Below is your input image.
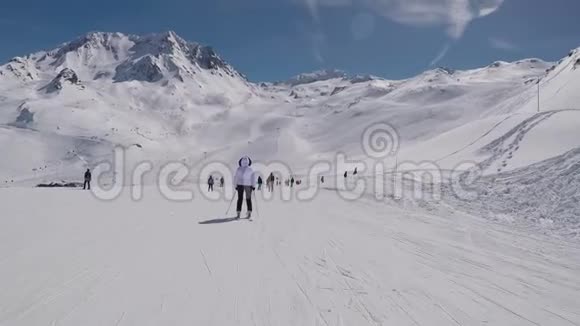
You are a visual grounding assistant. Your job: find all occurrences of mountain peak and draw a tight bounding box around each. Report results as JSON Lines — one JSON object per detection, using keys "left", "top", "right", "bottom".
{"left": 17, "top": 31, "right": 245, "bottom": 84}
{"left": 55, "top": 31, "right": 123, "bottom": 54}
{"left": 137, "top": 31, "right": 191, "bottom": 53}
{"left": 283, "top": 69, "right": 347, "bottom": 86}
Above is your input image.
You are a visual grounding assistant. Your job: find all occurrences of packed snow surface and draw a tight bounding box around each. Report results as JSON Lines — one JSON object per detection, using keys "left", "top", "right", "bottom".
{"left": 0, "top": 187, "right": 579, "bottom": 326}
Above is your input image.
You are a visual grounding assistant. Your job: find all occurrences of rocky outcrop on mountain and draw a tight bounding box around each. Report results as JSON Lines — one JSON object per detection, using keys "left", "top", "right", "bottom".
{"left": 42, "top": 68, "right": 82, "bottom": 93}
{"left": 114, "top": 55, "right": 164, "bottom": 83}
{"left": 348, "top": 75, "right": 376, "bottom": 83}
{"left": 0, "top": 57, "right": 38, "bottom": 81}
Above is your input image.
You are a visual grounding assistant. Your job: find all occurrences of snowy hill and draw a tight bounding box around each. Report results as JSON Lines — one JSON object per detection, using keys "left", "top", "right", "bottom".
{"left": 0, "top": 31, "right": 579, "bottom": 236}
{"left": 1, "top": 32, "right": 580, "bottom": 326}
{"left": 0, "top": 31, "right": 255, "bottom": 184}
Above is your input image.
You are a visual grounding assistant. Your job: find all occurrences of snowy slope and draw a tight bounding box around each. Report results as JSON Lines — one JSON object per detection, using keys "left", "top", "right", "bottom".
{"left": 1, "top": 32, "right": 580, "bottom": 235}
{"left": 0, "top": 187, "right": 579, "bottom": 326}
{"left": 444, "top": 146, "right": 580, "bottom": 237}
{"left": 0, "top": 31, "right": 568, "bottom": 178}
{"left": 2, "top": 32, "right": 580, "bottom": 326}
{"left": 521, "top": 49, "right": 580, "bottom": 113}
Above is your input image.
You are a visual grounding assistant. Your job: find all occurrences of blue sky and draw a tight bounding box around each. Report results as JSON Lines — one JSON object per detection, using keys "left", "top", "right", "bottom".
{"left": 0, "top": 0, "right": 578, "bottom": 81}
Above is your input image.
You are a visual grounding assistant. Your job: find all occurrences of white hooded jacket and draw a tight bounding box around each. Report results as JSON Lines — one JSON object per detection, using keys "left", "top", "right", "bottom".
{"left": 234, "top": 156, "right": 256, "bottom": 187}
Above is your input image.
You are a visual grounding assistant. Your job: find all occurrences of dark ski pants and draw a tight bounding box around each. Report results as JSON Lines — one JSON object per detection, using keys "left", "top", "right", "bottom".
{"left": 208, "top": 184, "right": 214, "bottom": 192}
{"left": 83, "top": 180, "right": 91, "bottom": 190}
{"left": 236, "top": 186, "right": 253, "bottom": 212}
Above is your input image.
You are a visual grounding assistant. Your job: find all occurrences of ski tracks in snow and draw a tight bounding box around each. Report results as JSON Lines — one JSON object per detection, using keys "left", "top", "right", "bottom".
{"left": 1, "top": 188, "right": 580, "bottom": 325}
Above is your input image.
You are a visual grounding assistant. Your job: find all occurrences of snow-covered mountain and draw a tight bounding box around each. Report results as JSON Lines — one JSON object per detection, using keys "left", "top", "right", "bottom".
{"left": 0, "top": 31, "right": 254, "bottom": 136}
{"left": 279, "top": 69, "right": 348, "bottom": 86}
{"left": 0, "top": 31, "right": 245, "bottom": 83}
{"left": 1, "top": 31, "right": 579, "bottom": 236}
{"left": 0, "top": 31, "right": 256, "bottom": 182}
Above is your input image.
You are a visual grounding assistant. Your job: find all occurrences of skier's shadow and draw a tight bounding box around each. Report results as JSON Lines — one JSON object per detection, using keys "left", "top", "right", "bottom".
{"left": 198, "top": 217, "right": 240, "bottom": 225}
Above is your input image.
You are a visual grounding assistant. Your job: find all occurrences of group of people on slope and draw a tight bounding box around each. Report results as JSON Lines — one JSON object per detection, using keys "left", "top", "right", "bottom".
{"left": 264, "top": 174, "right": 303, "bottom": 191}
{"left": 225, "top": 156, "right": 306, "bottom": 219}
{"left": 81, "top": 162, "right": 359, "bottom": 195}
{"left": 206, "top": 175, "right": 225, "bottom": 192}
{"left": 343, "top": 167, "right": 358, "bottom": 179}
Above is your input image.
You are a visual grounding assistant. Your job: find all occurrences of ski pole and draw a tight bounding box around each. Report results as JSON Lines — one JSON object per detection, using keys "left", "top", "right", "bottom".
{"left": 252, "top": 189, "right": 260, "bottom": 219}
{"left": 225, "top": 195, "right": 235, "bottom": 216}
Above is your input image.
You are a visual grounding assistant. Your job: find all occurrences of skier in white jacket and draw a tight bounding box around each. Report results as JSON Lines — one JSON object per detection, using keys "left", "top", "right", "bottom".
{"left": 234, "top": 156, "right": 257, "bottom": 219}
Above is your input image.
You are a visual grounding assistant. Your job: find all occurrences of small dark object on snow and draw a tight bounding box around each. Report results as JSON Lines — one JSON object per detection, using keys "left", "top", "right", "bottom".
{"left": 36, "top": 182, "right": 82, "bottom": 188}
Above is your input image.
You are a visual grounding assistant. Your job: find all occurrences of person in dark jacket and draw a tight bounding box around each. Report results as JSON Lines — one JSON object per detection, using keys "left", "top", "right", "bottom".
{"left": 290, "top": 177, "right": 295, "bottom": 187}
{"left": 267, "top": 173, "right": 275, "bottom": 192}
{"left": 220, "top": 176, "right": 225, "bottom": 188}
{"left": 83, "top": 169, "right": 92, "bottom": 190}
{"left": 257, "top": 176, "right": 263, "bottom": 190}
{"left": 208, "top": 175, "right": 214, "bottom": 192}
{"left": 344, "top": 171, "right": 348, "bottom": 179}
{"left": 353, "top": 167, "right": 358, "bottom": 175}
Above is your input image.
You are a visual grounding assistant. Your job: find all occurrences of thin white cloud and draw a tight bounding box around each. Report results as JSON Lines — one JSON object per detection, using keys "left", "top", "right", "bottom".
{"left": 313, "top": 47, "right": 325, "bottom": 63}
{"left": 300, "top": 0, "right": 506, "bottom": 39}
{"left": 297, "top": 0, "right": 352, "bottom": 22}
{"left": 311, "top": 30, "right": 327, "bottom": 63}
{"left": 296, "top": 21, "right": 328, "bottom": 63}
{"left": 294, "top": 0, "right": 350, "bottom": 63}
{"left": 304, "top": 0, "right": 320, "bottom": 23}
{"left": 489, "top": 37, "right": 518, "bottom": 51}
{"left": 430, "top": 43, "right": 451, "bottom": 66}
{"left": 478, "top": 0, "right": 506, "bottom": 16}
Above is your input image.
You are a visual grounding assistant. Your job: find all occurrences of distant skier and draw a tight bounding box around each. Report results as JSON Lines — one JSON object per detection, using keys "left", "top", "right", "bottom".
{"left": 290, "top": 177, "right": 295, "bottom": 187}
{"left": 267, "top": 173, "right": 275, "bottom": 192}
{"left": 321, "top": 176, "right": 325, "bottom": 184}
{"left": 257, "top": 176, "right": 263, "bottom": 190}
{"left": 208, "top": 175, "right": 214, "bottom": 192}
{"left": 83, "top": 169, "right": 91, "bottom": 190}
{"left": 220, "top": 176, "right": 224, "bottom": 188}
{"left": 234, "top": 156, "right": 256, "bottom": 219}
{"left": 344, "top": 171, "right": 348, "bottom": 179}
{"left": 353, "top": 167, "right": 358, "bottom": 176}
